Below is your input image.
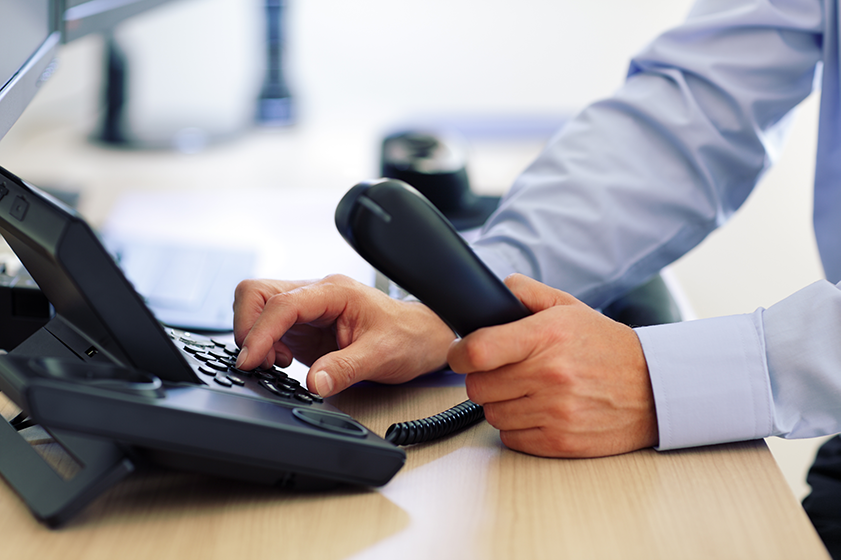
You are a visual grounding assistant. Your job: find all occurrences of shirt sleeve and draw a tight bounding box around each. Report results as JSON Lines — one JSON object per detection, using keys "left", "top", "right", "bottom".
{"left": 638, "top": 280, "right": 841, "bottom": 450}
{"left": 472, "top": 0, "right": 823, "bottom": 309}
{"left": 469, "top": 0, "right": 828, "bottom": 449}
{"left": 636, "top": 311, "right": 774, "bottom": 450}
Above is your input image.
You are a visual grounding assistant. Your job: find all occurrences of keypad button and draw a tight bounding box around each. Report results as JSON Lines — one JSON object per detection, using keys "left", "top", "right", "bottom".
{"left": 226, "top": 374, "right": 245, "bottom": 386}
{"left": 277, "top": 379, "right": 300, "bottom": 391}
{"left": 206, "top": 360, "right": 229, "bottom": 372}
{"left": 218, "top": 356, "right": 237, "bottom": 367}
{"left": 213, "top": 375, "right": 233, "bottom": 387}
{"left": 259, "top": 379, "right": 293, "bottom": 398}
{"left": 195, "top": 352, "right": 214, "bottom": 362}
{"left": 198, "top": 365, "right": 218, "bottom": 376}
{"left": 180, "top": 336, "right": 214, "bottom": 348}
{"left": 293, "top": 391, "right": 313, "bottom": 404}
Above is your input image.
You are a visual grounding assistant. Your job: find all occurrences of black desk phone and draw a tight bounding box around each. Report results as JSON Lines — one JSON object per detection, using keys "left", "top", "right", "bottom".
{"left": 0, "top": 167, "right": 521, "bottom": 527}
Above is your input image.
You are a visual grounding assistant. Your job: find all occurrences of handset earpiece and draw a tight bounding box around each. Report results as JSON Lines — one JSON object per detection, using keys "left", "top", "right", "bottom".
{"left": 335, "top": 178, "right": 529, "bottom": 337}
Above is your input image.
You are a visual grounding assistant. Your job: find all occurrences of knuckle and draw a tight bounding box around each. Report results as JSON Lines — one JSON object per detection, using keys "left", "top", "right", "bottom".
{"left": 544, "top": 432, "right": 580, "bottom": 456}
{"left": 318, "top": 274, "right": 369, "bottom": 308}
{"left": 498, "top": 430, "right": 531, "bottom": 454}
{"left": 234, "top": 278, "right": 258, "bottom": 300}
{"left": 264, "top": 290, "right": 294, "bottom": 310}
{"left": 482, "top": 403, "right": 503, "bottom": 427}
{"left": 461, "top": 338, "right": 492, "bottom": 370}
{"left": 463, "top": 373, "right": 483, "bottom": 402}
{"left": 544, "top": 363, "right": 576, "bottom": 388}
{"left": 541, "top": 324, "right": 569, "bottom": 348}
{"left": 322, "top": 273, "right": 353, "bottom": 288}
{"left": 326, "top": 353, "right": 361, "bottom": 388}
{"left": 551, "top": 398, "right": 581, "bottom": 425}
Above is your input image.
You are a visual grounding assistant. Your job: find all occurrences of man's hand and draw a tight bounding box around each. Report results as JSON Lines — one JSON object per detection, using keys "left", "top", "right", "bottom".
{"left": 447, "top": 274, "right": 659, "bottom": 458}
{"left": 233, "top": 274, "right": 455, "bottom": 397}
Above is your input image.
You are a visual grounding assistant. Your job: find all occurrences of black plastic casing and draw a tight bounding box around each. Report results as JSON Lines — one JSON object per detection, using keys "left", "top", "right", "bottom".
{"left": 0, "top": 166, "right": 197, "bottom": 381}
{"left": 0, "top": 355, "right": 405, "bottom": 489}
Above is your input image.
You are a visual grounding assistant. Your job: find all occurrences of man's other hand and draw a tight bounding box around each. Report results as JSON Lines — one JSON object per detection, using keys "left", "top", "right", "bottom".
{"left": 448, "top": 274, "right": 659, "bottom": 458}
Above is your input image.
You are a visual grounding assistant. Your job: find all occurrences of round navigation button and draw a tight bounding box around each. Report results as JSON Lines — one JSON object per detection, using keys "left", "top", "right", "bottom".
{"left": 292, "top": 408, "right": 368, "bottom": 438}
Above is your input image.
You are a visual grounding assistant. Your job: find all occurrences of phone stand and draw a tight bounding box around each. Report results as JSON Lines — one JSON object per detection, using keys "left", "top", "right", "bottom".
{"left": 0, "top": 416, "right": 134, "bottom": 527}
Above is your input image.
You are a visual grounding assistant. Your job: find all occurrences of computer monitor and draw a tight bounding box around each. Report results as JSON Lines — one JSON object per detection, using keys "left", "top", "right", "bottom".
{"left": 0, "top": 0, "right": 61, "bottom": 143}
{"left": 0, "top": 0, "right": 183, "bottom": 145}
{"left": 62, "top": 0, "right": 181, "bottom": 43}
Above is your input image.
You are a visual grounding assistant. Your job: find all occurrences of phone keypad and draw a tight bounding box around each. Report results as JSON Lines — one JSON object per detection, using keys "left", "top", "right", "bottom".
{"left": 167, "top": 329, "right": 323, "bottom": 405}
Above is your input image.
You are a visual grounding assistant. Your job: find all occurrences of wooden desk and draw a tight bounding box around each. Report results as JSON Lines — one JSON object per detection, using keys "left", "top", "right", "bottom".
{"left": 0, "top": 372, "right": 830, "bottom": 560}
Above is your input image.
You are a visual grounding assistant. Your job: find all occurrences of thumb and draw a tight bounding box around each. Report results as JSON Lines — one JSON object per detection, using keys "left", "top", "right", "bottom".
{"left": 504, "top": 273, "right": 579, "bottom": 313}
{"left": 305, "top": 345, "right": 369, "bottom": 398}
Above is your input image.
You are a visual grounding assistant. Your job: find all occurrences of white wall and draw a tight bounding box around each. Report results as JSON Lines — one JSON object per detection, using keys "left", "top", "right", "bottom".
{"left": 5, "top": 0, "right": 699, "bottom": 135}
{"left": 285, "top": 0, "right": 693, "bottom": 123}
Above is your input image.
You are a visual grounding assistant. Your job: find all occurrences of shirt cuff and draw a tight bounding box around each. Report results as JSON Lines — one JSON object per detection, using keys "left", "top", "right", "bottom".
{"left": 635, "top": 311, "right": 774, "bottom": 450}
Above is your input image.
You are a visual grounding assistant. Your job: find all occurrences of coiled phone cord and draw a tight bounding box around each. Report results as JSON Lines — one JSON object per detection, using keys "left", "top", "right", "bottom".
{"left": 384, "top": 399, "right": 485, "bottom": 446}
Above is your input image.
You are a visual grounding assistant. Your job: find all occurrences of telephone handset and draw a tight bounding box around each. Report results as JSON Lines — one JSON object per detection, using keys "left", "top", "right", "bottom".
{"left": 334, "top": 178, "right": 531, "bottom": 444}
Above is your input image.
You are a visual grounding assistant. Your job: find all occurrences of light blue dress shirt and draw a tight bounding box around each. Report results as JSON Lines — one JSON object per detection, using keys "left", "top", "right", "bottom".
{"left": 470, "top": 0, "right": 841, "bottom": 450}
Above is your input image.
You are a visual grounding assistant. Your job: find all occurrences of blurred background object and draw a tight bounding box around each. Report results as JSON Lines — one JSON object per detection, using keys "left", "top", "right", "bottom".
{"left": 91, "top": 0, "right": 294, "bottom": 150}
{"left": 380, "top": 129, "right": 498, "bottom": 232}
{"left": 257, "top": 0, "right": 293, "bottom": 126}
{"left": 88, "top": 0, "right": 268, "bottom": 151}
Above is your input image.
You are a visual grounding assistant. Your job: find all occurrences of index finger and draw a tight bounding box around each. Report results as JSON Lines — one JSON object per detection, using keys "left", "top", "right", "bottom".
{"left": 233, "top": 279, "right": 308, "bottom": 346}
{"left": 235, "top": 279, "right": 354, "bottom": 371}
{"left": 447, "top": 317, "right": 539, "bottom": 374}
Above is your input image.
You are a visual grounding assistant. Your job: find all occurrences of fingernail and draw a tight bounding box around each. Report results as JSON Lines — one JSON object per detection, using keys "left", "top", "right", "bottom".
{"left": 314, "top": 370, "right": 334, "bottom": 397}
{"left": 235, "top": 346, "right": 249, "bottom": 369}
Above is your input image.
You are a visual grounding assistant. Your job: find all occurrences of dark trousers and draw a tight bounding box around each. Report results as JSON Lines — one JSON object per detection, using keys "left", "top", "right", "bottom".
{"left": 804, "top": 435, "right": 841, "bottom": 558}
